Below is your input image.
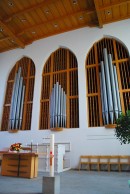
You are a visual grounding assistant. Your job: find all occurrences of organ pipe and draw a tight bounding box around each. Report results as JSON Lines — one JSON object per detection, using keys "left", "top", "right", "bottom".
{"left": 50, "top": 82, "right": 66, "bottom": 128}
{"left": 103, "top": 48, "right": 114, "bottom": 123}
{"left": 15, "top": 77, "right": 23, "bottom": 129}
{"left": 108, "top": 54, "right": 118, "bottom": 119}
{"left": 99, "top": 48, "right": 122, "bottom": 125}
{"left": 113, "top": 66, "right": 122, "bottom": 114}
{"left": 8, "top": 67, "right": 25, "bottom": 130}
{"left": 100, "top": 61, "right": 109, "bottom": 124}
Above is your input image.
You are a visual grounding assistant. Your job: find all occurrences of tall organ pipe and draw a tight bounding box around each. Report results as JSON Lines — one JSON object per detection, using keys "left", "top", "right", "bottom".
{"left": 9, "top": 67, "right": 21, "bottom": 129}
{"left": 50, "top": 89, "right": 54, "bottom": 128}
{"left": 100, "top": 73, "right": 106, "bottom": 124}
{"left": 15, "top": 77, "right": 23, "bottom": 129}
{"left": 19, "top": 85, "right": 25, "bottom": 129}
{"left": 60, "top": 88, "right": 63, "bottom": 127}
{"left": 8, "top": 67, "right": 25, "bottom": 130}
{"left": 58, "top": 84, "right": 61, "bottom": 127}
{"left": 103, "top": 48, "right": 114, "bottom": 123}
{"left": 108, "top": 54, "right": 119, "bottom": 119}
{"left": 63, "top": 91, "right": 66, "bottom": 127}
{"left": 113, "top": 66, "right": 122, "bottom": 114}
{"left": 100, "top": 61, "right": 109, "bottom": 124}
{"left": 9, "top": 72, "right": 18, "bottom": 129}
{"left": 99, "top": 48, "right": 122, "bottom": 125}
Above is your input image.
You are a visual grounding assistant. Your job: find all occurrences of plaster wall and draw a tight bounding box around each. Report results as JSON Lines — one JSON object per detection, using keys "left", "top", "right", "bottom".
{"left": 0, "top": 19, "right": 130, "bottom": 169}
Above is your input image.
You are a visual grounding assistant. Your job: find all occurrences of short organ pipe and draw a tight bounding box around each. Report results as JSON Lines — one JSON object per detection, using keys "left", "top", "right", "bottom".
{"left": 50, "top": 82, "right": 66, "bottom": 128}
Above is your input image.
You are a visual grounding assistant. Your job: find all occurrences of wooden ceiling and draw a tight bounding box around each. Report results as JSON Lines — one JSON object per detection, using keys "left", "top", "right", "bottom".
{"left": 0, "top": 0, "right": 130, "bottom": 53}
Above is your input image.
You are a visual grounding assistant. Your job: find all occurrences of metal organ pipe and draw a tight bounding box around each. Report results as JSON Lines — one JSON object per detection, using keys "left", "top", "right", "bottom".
{"left": 113, "top": 66, "right": 122, "bottom": 114}
{"left": 108, "top": 54, "right": 119, "bottom": 119}
{"left": 50, "top": 82, "right": 66, "bottom": 128}
{"left": 103, "top": 48, "right": 114, "bottom": 123}
{"left": 100, "top": 61, "right": 109, "bottom": 124}
{"left": 8, "top": 67, "right": 25, "bottom": 130}
{"left": 99, "top": 48, "right": 122, "bottom": 125}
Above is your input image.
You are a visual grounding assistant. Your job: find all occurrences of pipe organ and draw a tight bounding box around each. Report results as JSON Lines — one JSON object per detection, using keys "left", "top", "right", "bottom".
{"left": 50, "top": 82, "right": 66, "bottom": 128}
{"left": 8, "top": 67, "right": 25, "bottom": 130}
{"left": 99, "top": 48, "right": 121, "bottom": 125}
{"left": 40, "top": 48, "right": 79, "bottom": 130}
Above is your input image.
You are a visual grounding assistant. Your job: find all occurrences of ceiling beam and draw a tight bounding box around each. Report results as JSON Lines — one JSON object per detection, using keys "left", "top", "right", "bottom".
{"left": 0, "top": 20, "right": 25, "bottom": 48}
{"left": 3, "top": 0, "right": 58, "bottom": 23}
{"left": 16, "top": 9, "right": 95, "bottom": 36}
{"left": 94, "top": 0, "right": 103, "bottom": 28}
{"left": 99, "top": 0, "right": 130, "bottom": 11}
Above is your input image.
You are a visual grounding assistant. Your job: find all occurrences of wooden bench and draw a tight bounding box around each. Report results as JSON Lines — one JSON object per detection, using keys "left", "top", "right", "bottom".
{"left": 79, "top": 155, "right": 130, "bottom": 172}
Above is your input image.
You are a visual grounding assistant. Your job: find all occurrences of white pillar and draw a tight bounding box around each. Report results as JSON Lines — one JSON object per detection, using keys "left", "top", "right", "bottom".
{"left": 50, "top": 134, "right": 54, "bottom": 177}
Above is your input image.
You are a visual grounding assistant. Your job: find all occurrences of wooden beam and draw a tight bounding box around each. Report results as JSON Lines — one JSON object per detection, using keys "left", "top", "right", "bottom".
{"left": 17, "top": 9, "right": 95, "bottom": 36}
{"left": 0, "top": 20, "right": 25, "bottom": 48}
{"left": 99, "top": 0, "right": 130, "bottom": 11}
{"left": 3, "top": 0, "right": 58, "bottom": 23}
{"left": 94, "top": 0, "right": 103, "bottom": 28}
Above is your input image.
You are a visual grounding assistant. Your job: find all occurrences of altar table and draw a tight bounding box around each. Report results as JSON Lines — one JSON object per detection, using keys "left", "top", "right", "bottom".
{"left": 1, "top": 152, "right": 38, "bottom": 178}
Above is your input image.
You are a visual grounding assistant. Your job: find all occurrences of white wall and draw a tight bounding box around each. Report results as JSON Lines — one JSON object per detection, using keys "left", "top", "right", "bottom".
{"left": 0, "top": 19, "right": 130, "bottom": 169}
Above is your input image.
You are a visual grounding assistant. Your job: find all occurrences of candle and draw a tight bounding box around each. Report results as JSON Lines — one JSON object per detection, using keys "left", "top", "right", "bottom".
{"left": 50, "top": 134, "right": 54, "bottom": 177}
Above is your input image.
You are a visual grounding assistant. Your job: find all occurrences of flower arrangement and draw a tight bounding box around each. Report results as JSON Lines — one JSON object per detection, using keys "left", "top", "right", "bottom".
{"left": 10, "top": 143, "right": 22, "bottom": 152}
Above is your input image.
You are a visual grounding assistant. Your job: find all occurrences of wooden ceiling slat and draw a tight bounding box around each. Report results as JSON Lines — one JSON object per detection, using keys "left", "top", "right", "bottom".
{"left": 3, "top": 0, "right": 58, "bottom": 23}
{"left": 112, "top": 6, "right": 120, "bottom": 20}
{"left": 26, "top": 22, "right": 96, "bottom": 46}
{"left": 119, "top": 4, "right": 128, "bottom": 17}
{"left": 55, "top": 0, "right": 68, "bottom": 16}
{"left": 0, "top": 20, "right": 24, "bottom": 48}
{"left": 99, "top": 0, "right": 130, "bottom": 11}
{"left": 128, "top": 3, "right": 130, "bottom": 13}
{"left": 103, "top": 13, "right": 130, "bottom": 24}
{"left": 0, "top": 36, "right": 9, "bottom": 42}
{"left": 16, "top": 9, "right": 94, "bottom": 37}
{"left": 48, "top": 2, "right": 61, "bottom": 18}
{"left": 0, "top": 0, "right": 130, "bottom": 53}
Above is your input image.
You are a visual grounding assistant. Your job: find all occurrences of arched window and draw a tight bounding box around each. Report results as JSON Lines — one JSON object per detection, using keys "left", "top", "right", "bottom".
{"left": 40, "top": 48, "right": 79, "bottom": 130}
{"left": 1, "top": 57, "right": 35, "bottom": 131}
{"left": 86, "top": 37, "right": 130, "bottom": 127}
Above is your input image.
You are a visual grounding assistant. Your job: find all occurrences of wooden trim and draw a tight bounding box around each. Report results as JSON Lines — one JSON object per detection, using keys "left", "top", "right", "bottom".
{"left": 113, "top": 40, "right": 125, "bottom": 113}
{"left": 66, "top": 50, "right": 70, "bottom": 128}
{"left": 8, "top": 129, "right": 19, "bottom": 133}
{"left": 94, "top": 44, "right": 103, "bottom": 126}
{"left": 48, "top": 53, "right": 54, "bottom": 129}
{"left": 105, "top": 124, "right": 116, "bottom": 128}
{"left": 22, "top": 60, "right": 31, "bottom": 130}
